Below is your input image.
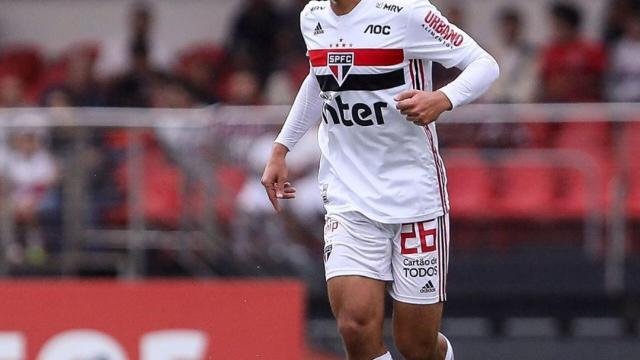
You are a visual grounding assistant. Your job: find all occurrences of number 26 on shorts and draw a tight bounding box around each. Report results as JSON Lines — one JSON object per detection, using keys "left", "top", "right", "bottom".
{"left": 400, "top": 221, "right": 437, "bottom": 256}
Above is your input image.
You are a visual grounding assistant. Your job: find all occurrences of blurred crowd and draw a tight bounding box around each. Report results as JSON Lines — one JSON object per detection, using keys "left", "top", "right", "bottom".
{"left": 0, "top": 0, "right": 637, "bottom": 272}
{"left": 1, "top": 0, "right": 640, "bottom": 110}
{"left": 0, "top": 0, "right": 310, "bottom": 110}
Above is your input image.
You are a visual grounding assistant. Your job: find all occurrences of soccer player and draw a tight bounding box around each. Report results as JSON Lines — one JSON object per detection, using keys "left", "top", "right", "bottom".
{"left": 262, "top": 0, "right": 499, "bottom": 359}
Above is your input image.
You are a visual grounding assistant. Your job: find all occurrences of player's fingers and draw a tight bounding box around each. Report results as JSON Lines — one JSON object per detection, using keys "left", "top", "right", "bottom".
{"left": 394, "top": 90, "right": 420, "bottom": 102}
{"left": 275, "top": 177, "right": 288, "bottom": 199}
{"left": 265, "top": 185, "right": 281, "bottom": 212}
{"left": 281, "top": 182, "right": 296, "bottom": 199}
{"left": 396, "top": 99, "right": 416, "bottom": 111}
{"left": 413, "top": 114, "right": 437, "bottom": 125}
{"left": 402, "top": 107, "right": 420, "bottom": 116}
{"left": 400, "top": 108, "right": 419, "bottom": 116}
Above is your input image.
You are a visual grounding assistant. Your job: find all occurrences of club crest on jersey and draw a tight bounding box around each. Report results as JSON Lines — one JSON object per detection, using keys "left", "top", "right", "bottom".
{"left": 327, "top": 52, "right": 354, "bottom": 86}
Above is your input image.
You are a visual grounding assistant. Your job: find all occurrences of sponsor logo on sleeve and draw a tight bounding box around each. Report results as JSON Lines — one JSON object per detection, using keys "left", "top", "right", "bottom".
{"left": 376, "top": 2, "right": 404, "bottom": 13}
{"left": 422, "top": 11, "right": 465, "bottom": 48}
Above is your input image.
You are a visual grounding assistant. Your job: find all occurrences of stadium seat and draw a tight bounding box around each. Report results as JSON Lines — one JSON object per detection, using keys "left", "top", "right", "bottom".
{"left": 176, "top": 43, "right": 225, "bottom": 75}
{"left": 446, "top": 154, "right": 493, "bottom": 218}
{"left": 26, "top": 42, "right": 100, "bottom": 102}
{"left": 616, "top": 122, "right": 640, "bottom": 218}
{"left": 554, "top": 150, "right": 612, "bottom": 218}
{"left": 25, "top": 63, "right": 68, "bottom": 103}
{"left": 104, "top": 130, "right": 158, "bottom": 151}
{"left": 555, "top": 121, "right": 611, "bottom": 150}
{"left": 143, "top": 155, "right": 184, "bottom": 227}
{"left": 187, "top": 165, "right": 247, "bottom": 224}
{"left": 523, "top": 121, "right": 556, "bottom": 148}
{"left": 113, "top": 146, "right": 184, "bottom": 228}
{"left": 0, "top": 44, "right": 44, "bottom": 85}
{"left": 554, "top": 166, "right": 588, "bottom": 218}
{"left": 623, "top": 121, "right": 640, "bottom": 161}
{"left": 494, "top": 161, "right": 555, "bottom": 218}
{"left": 628, "top": 158, "right": 640, "bottom": 218}
{"left": 550, "top": 120, "right": 613, "bottom": 217}
{"left": 622, "top": 121, "right": 640, "bottom": 277}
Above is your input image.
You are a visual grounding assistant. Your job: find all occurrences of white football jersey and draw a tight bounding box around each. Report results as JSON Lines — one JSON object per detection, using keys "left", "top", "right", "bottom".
{"left": 300, "top": 0, "right": 486, "bottom": 223}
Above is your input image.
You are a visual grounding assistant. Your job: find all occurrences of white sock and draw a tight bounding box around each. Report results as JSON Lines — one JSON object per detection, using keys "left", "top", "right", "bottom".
{"left": 441, "top": 334, "right": 454, "bottom": 360}
{"left": 372, "top": 352, "right": 392, "bottom": 360}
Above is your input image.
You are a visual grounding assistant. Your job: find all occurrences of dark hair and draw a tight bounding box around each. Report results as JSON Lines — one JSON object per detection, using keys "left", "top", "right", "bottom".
{"left": 499, "top": 7, "right": 521, "bottom": 24}
{"left": 132, "top": 2, "right": 152, "bottom": 17}
{"left": 551, "top": 3, "right": 582, "bottom": 29}
{"left": 130, "top": 40, "right": 149, "bottom": 58}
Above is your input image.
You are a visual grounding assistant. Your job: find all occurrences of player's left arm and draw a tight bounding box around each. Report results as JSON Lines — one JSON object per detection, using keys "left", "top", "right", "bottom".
{"left": 396, "top": 1, "right": 500, "bottom": 125}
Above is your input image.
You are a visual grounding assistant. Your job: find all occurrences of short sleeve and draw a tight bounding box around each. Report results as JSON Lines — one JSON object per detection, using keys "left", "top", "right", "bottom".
{"left": 404, "top": 0, "right": 483, "bottom": 69}
{"left": 299, "top": 3, "right": 316, "bottom": 58}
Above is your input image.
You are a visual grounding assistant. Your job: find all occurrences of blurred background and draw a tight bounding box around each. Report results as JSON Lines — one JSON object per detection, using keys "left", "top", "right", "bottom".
{"left": 0, "top": 0, "right": 638, "bottom": 359}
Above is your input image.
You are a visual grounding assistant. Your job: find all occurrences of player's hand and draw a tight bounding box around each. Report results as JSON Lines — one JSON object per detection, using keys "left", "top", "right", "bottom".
{"left": 394, "top": 90, "right": 453, "bottom": 126}
{"left": 261, "top": 143, "right": 297, "bottom": 213}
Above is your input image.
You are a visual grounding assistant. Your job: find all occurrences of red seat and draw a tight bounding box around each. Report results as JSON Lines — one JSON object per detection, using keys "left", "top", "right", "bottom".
{"left": 523, "top": 118, "right": 555, "bottom": 148}
{"left": 627, "top": 123, "right": 640, "bottom": 217}
{"left": 552, "top": 120, "right": 613, "bottom": 216}
{"left": 112, "top": 147, "right": 184, "bottom": 228}
{"left": 26, "top": 42, "right": 100, "bottom": 102}
{"left": 623, "top": 122, "right": 640, "bottom": 156}
{"left": 445, "top": 154, "right": 493, "bottom": 218}
{"left": 554, "top": 149, "right": 612, "bottom": 218}
{"left": 629, "top": 166, "right": 640, "bottom": 218}
{"left": 0, "top": 45, "right": 43, "bottom": 85}
{"left": 176, "top": 43, "right": 225, "bottom": 75}
{"left": 617, "top": 122, "right": 640, "bottom": 218}
{"left": 494, "top": 161, "right": 555, "bottom": 218}
{"left": 187, "top": 165, "right": 246, "bottom": 224}
{"left": 143, "top": 160, "right": 184, "bottom": 227}
{"left": 25, "top": 63, "right": 67, "bottom": 103}
{"left": 555, "top": 121, "right": 611, "bottom": 150}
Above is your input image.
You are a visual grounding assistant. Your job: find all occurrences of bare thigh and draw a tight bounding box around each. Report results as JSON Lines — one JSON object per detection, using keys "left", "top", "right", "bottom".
{"left": 328, "top": 276, "right": 387, "bottom": 360}
{"left": 393, "top": 300, "right": 444, "bottom": 359}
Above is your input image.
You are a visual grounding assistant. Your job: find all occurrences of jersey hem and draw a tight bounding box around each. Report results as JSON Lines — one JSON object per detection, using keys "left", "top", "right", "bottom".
{"left": 325, "top": 269, "right": 393, "bottom": 282}
{"left": 388, "top": 290, "right": 445, "bottom": 305}
{"left": 326, "top": 206, "right": 448, "bottom": 225}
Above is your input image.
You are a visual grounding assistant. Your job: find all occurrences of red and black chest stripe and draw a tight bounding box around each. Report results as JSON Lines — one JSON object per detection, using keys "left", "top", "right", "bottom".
{"left": 309, "top": 49, "right": 405, "bottom": 91}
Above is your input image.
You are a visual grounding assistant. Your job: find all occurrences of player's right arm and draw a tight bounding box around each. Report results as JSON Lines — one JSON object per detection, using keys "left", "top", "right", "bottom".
{"left": 397, "top": 0, "right": 499, "bottom": 124}
{"left": 261, "top": 72, "right": 324, "bottom": 212}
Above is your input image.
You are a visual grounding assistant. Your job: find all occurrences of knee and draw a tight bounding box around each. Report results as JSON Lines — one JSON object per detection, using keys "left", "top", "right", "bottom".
{"left": 336, "top": 315, "right": 378, "bottom": 344}
{"left": 395, "top": 335, "right": 438, "bottom": 360}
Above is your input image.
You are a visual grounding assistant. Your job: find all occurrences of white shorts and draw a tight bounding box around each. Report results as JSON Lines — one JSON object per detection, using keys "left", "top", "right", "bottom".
{"left": 323, "top": 211, "right": 450, "bottom": 305}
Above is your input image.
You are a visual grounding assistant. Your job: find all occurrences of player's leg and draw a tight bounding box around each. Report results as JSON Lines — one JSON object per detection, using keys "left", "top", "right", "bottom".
{"left": 392, "top": 301, "right": 452, "bottom": 360}
{"left": 388, "top": 215, "right": 453, "bottom": 360}
{"left": 322, "top": 212, "right": 395, "bottom": 360}
{"left": 327, "top": 276, "right": 388, "bottom": 360}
